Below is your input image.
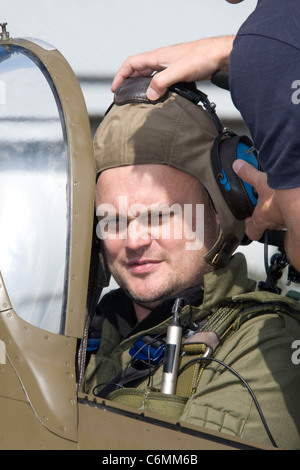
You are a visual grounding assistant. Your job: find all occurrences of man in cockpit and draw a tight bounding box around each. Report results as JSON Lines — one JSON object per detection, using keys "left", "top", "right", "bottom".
{"left": 84, "top": 77, "right": 300, "bottom": 450}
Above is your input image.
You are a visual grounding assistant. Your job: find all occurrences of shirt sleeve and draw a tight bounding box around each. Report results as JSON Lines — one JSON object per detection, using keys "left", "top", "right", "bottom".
{"left": 229, "top": 34, "right": 300, "bottom": 190}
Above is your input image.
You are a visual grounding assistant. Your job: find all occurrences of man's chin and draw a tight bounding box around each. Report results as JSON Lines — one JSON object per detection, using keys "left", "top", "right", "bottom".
{"left": 122, "top": 286, "right": 175, "bottom": 310}
{"left": 132, "top": 297, "right": 163, "bottom": 311}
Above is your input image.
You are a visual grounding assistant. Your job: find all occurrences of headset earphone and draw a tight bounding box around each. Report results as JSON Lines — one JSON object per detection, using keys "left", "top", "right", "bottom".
{"left": 169, "top": 81, "right": 258, "bottom": 221}
{"left": 212, "top": 132, "right": 258, "bottom": 220}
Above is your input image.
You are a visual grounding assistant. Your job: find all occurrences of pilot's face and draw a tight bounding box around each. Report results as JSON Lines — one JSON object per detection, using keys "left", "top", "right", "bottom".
{"left": 96, "top": 164, "right": 219, "bottom": 321}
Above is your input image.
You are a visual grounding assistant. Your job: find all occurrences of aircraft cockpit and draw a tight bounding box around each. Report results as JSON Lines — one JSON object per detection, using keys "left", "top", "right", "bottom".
{"left": 0, "top": 23, "right": 299, "bottom": 450}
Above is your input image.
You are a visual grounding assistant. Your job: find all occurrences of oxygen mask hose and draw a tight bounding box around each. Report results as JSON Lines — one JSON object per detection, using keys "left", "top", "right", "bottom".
{"left": 160, "top": 298, "right": 183, "bottom": 395}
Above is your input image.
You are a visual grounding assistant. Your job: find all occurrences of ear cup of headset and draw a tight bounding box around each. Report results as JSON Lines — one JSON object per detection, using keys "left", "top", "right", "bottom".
{"left": 211, "top": 133, "right": 258, "bottom": 220}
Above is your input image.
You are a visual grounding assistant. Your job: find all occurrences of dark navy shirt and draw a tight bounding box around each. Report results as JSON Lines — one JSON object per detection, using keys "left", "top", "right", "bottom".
{"left": 229, "top": 0, "right": 300, "bottom": 189}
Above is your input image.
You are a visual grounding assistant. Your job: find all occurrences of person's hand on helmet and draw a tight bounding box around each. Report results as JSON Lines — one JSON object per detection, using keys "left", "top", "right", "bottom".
{"left": 111, "top": 37, "right": 235, "bottom": 101}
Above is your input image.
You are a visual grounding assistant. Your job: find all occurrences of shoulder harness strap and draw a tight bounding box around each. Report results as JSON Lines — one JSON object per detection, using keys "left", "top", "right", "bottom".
{"left": 175, "top": 297, "right": 300, "bottom": 398}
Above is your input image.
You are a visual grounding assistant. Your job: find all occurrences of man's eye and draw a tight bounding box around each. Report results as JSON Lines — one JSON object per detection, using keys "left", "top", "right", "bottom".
{"left": 115, "top": 217, "right": 127, "bottom": 230}
{"left": 151, "top": 213, "right": 172, "bottom": 225}
{"left": 102, "top": 217, "right": 127, "bottom": 232}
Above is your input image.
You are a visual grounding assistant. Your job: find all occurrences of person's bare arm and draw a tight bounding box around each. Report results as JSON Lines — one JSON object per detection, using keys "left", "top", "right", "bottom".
{"left": 112, "top": 36, "right": 235, "bottom": 100}
{"left": 233, "top": 159, "right": 300, "bottom": 271}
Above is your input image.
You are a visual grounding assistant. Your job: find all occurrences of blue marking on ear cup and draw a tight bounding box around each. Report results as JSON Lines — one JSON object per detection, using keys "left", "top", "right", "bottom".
{"left": 236, "top": 142, "right": 258, "bottom": 207}
{"left": 219, "top": 169, "right": 231, "bottom": 190}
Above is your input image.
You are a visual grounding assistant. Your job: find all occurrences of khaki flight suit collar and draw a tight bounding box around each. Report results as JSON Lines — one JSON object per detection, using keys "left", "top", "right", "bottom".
{"left": 202, "top": 252, "right": 256, "bottom": 311}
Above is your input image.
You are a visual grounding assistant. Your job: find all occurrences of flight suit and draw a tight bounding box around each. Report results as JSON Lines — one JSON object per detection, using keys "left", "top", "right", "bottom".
{"left": 84, "top": 253, "right": 300, "bottom": 449}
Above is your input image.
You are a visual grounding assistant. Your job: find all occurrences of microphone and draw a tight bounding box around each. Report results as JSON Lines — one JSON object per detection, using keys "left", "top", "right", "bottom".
{"left": 160, "top": 298, "right": 183, "bottom": 395}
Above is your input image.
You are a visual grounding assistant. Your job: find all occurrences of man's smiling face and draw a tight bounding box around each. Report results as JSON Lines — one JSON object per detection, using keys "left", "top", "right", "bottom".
{"left": 96, "top": 164, "right": 219, "bottom": 317}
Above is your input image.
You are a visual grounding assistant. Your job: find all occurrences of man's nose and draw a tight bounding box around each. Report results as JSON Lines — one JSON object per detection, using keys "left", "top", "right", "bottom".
{"left": 124, "top": 220, "right": 152, "bottom": 250}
